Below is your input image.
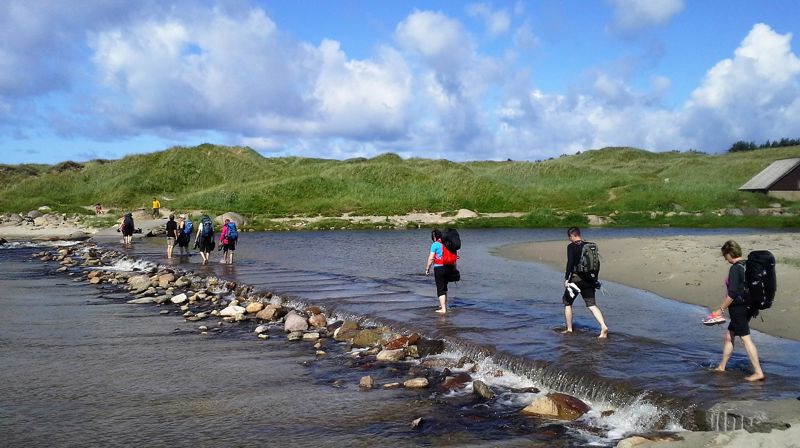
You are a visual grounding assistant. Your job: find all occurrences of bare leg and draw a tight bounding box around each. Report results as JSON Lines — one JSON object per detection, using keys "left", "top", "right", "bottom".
{"left": 228, "top": 251, "right": 234, "bottom": 264}
{"left": 588, "top": 305, "right": 609, "bottom": 338}
{"left": 740, "top": 335, "right": 765, "bottom": 381}
{"left": 561, "top": 305, "right": 573, "bottom": 333}
{"left": 715, "top": 330, "right": 734, "bottom": 371}
{"left": 435, "top": 294, "right": 447, "bottom": 313}
{"left": 167, "top": 244, "right": 173, "bottom": 258}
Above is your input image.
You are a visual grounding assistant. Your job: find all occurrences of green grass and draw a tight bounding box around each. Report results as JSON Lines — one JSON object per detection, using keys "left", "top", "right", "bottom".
{"left": 1, "top": 144, "right": 799, "bottom": 229}
{"left": 779, "top": 257, "right": 800, "bottom": 268}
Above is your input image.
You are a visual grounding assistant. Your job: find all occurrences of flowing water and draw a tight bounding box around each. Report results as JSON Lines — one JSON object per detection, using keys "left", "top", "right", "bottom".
{"left": 2, "top": 228, "right": 798, "bottom": 446}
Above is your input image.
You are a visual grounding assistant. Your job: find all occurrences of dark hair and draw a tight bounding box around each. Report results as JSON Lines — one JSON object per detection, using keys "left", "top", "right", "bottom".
{"left": 567, "top": 226, "right": 581, "bottom": 237}
{"left": 431, "top": 229, "right": 442, "bottom": 241}
{"left": 721, "top": 240, "right": 742, "bottom": 258}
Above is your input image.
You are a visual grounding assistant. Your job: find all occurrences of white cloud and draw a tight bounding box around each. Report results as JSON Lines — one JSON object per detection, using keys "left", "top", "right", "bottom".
{"left": 607, "top": 0, "right": 684, "bottom": 37}
{"left": 466, "top": 3, "right": 511, "bottom": 37}
{"left": 681, "top": 23, "right": 800, "bottom": 149}
{"left": 89, "top": 7, "right": 413, "bottom": 143}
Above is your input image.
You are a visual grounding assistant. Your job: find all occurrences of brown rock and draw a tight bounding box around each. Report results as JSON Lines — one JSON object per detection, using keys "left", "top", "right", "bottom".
{"left": 403, "top": 378, "right": 429, "bottom": 388}
{"left": 384, "top": 335, "right": 409, "bottom": 350}
{"left": 472, "top": 380, "right": 494, "bottom": 400}
{"left": 359, "top": 376, "right": 374, "bottom": 389}
{"left": 407, "top": 333, "right": 421, "bottom": 345}
{"left": 245, "top": 302, "right": 264, "bottom": 314}
{"left": 521, "top": 393, "right": 590, "bottom": 421}
{"left": 256, "top": 305, "right": 286, "bottom": 321}
{"left": 158, "top": 273, "right": 175, "bottom": 288}
{"left": 305, "top": 306, "right": 322, "bottom": 315}
{"left": 89, "top": 277, "right": 101, "bottom": 284}
{"left": 439, "top": 372, "right": 472, "bottom": 391}
{"left": 309, "top": 313, "right": 327, "bottom": 329}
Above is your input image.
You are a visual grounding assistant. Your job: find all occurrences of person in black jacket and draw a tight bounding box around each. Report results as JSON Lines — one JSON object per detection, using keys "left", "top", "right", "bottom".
{"left": 561, "top": 227, "right": 609, "bottom": 338}
{"left": 710, "top": 240, "right": 765, "bottom": 381}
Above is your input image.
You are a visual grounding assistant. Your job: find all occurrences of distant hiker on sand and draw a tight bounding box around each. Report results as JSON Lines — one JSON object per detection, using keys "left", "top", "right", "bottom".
{"left": 707, "top": 240, "right": 765, "bottom": 381}
{"left": 561, "top": 227, "right": 609, "bottom": 338}
{"left": 151, "top": 197, "right": 161, "bottom": 218}
{"left": 95, "top": 203, "right": 103, "bottom": 215}
{"left": 165, "top": 214, "right": 177, "bottom": 259}
{"left": 194, "top": 215, "right": 214, "bottom": 265}
{"left": 119, "top": 212, "right": 134, "bottom": 247}
{"left": 424, "top": 228, "right": 460, "bottom": 314}
{"left": 219, "top": 218, "right": 238, "bottom": 265}
{"left": 177, "top": 214, "right": 192, "bottom": 256}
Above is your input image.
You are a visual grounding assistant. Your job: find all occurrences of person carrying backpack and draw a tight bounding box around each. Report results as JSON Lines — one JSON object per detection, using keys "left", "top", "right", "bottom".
{"left": 177, "top": 214, "right": 192, "bottom": 256}
{"left": 219, "top": 218, "right": 238, "bottom": 264}
{"left": 194, "top": 215, "right": 215, "bottom": 265}
{"left": 424, "top": 228, "right": 459, "bottom": 314}
{"left": 706, "top": 240, "right": 765, "bottom": 381}
{"left": 165, "top": 214, "right": 178, "bottom": 259}
{"left": 561, "top": 227, "right": 609, "bottom": 338}
{"left": 119, "top": 212, "right": 134, "bottom": 247}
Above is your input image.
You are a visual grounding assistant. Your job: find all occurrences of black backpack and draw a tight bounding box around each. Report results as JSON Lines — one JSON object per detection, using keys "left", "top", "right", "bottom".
{"left": 123, "top": 215, "right": 134, "bottom": 228}
{"left": 574, "top": 241, "right": 601, "bottom": 275}
{"left": 744, "top": 250, "right": 777, "bottom": 311}
{"left": 442, "top": 228, "right": 461, "bottom": 253}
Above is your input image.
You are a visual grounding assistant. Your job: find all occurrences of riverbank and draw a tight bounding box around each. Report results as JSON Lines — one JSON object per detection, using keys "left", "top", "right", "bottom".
{"left": 496, "top": 233, "right": 800, "bottom": 341}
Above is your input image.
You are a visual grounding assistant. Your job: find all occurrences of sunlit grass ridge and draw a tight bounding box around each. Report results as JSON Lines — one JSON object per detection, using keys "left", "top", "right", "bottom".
{"left": 1, "top": 144, "right": 798, "bottom": 228}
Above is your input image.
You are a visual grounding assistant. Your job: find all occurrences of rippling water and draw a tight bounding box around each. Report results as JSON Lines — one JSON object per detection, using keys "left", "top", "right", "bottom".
{"left": 3, "top": 228, "right": 799, "bottom": 446}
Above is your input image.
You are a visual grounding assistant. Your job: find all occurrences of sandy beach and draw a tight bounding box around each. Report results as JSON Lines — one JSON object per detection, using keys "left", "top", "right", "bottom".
{"left": 498, "top": 233, "right": 800, "bottom": 341}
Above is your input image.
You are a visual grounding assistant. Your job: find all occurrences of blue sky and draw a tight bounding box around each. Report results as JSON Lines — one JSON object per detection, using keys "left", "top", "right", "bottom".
{"left": 1, "top": 0, "right": 799, "bottom": 164}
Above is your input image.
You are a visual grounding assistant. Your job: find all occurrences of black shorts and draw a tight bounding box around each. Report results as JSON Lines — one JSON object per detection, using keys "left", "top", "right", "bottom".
{"left": 198, "top": 236, "right": 214, "bottom": 252}
{"left": 121, "top": 226, "right": 133, "bottom": 237}
{"left": 728, "top": 304, "right": 752, "bottom": 337}
{"left": 562, "top": 276, "right": 597, "bottom": 307}
{"left": 433, "top": 266, "right": 452, "bottom": 297}
{"left": 223, "top": 240, "right": 236, "bottom": 251}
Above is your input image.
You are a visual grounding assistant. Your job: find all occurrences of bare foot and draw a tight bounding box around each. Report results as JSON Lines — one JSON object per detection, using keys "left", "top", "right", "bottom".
{"left": 598, "top": 328, "right": 609, "bottom": 339}
{"left": 560, "top": 329, "right": 573, "bottom": 334}
{"left": 713, "top": 367, "right": 726, "bottom": 372}
{"left": 745, "top": 373, "right": 765, "bottom": 382}
{"left": 435, "top": 309, "right": 447, "bottom": 314}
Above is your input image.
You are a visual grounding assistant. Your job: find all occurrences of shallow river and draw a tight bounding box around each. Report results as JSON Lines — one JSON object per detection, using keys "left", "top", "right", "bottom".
{"left": 1, "top": 228, "right": 798, "bottom": 446}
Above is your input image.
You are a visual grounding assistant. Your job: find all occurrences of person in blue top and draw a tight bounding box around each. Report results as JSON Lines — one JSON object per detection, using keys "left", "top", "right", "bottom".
{"left": 424, "top": 229, "right": 449, "bottom": 314}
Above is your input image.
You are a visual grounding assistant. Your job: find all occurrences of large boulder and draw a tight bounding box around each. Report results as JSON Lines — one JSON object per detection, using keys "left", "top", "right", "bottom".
{"left": 158, "top": 273, "right": 175, "bottom": 288}
{"left": 333, "top": 321, "right": 361, "bottom": 342}
{"left": 521, "top": 393, "right": 590, "bottom": 421}
{"left": 352, "top": 328, "right": 391, "bottom": 348}
{"left": 416, "top": 338, "right": 446, "bottom": 357}
{"left": 283, "top": 311, "right": 309, "bottom": 332}
{"left": 215, "top": 212, "right": 246, "bottom": 227}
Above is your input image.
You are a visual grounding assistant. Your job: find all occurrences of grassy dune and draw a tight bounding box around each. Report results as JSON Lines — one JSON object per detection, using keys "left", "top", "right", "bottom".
{"left": 1, "top": 144, "right": 799, "bottom": 228}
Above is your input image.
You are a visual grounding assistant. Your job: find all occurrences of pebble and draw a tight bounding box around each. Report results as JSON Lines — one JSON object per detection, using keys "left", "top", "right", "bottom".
{"left": 258, "top": 334, "right": 269, "bottom": 340}
{"left": 160, "top": 310, "right": 170, "bottom": 315}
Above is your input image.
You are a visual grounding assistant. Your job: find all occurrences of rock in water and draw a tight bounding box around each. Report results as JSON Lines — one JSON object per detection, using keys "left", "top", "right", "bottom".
{"left": 472, "top": 380, "right": 494, "bottom": 400}
{"left": 283, "top": 311, "right": 309, "bottom": 332}
{"left": 219, "top": 305, "right": 246, "bottom": 317}
{"left": 359, "top": 376, "right": 374, "bottom": 389}
{"left": 521, "top": 393, "right": 590, "bottom": 421}
{"left": 403, "top": 378, "right": 429, "bottom": 388}
{"left": 170, "top": 293, "right": 188, "bottom": 304}
{"left": 376, "top": 348, "right": 405, "bottom": 362}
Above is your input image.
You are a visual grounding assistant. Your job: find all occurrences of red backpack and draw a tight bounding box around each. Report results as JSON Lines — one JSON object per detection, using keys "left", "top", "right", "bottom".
{"left": 441, "top": 244, "right": 458, "bottom": 265}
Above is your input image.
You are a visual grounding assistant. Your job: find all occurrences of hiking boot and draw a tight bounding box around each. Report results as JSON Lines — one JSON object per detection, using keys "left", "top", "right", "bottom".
{"left": 702, "top": 311, "right": 726, "bottom": 325}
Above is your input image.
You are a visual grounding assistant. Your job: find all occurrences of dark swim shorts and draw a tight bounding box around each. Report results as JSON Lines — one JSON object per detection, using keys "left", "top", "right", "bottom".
{"left": 562, "top": 276, "right": 597, "bottom": 307}
{"left": 727, "top": 304, "right": 752, "bottom": 337}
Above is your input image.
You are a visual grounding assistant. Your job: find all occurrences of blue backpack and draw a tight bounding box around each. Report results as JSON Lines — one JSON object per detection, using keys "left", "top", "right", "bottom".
{"left": 226, "top": 222, "right": 238, "bottom": 240}
{"left": 183, "top": 219, "right": 193, "bottom": 235}
{"left": 200, "top": 216, "right": 213, "bottom": 237}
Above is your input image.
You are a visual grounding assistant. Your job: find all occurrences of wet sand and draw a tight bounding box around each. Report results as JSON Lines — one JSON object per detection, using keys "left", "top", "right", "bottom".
{"left": 498, "top": 233, "right": 800, "bottom": 341}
